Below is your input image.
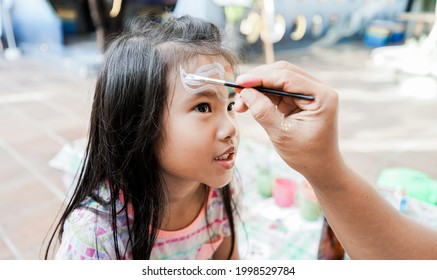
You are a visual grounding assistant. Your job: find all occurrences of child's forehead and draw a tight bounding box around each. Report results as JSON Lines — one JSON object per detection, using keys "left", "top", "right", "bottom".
{"left": 176, "top": 56, "right": 235, "bottom": 101}
{"left": 182, "top": 57, "right": 234, "bottom": 78}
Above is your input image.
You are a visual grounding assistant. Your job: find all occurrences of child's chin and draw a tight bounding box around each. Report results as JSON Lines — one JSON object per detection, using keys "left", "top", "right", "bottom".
{"left": 208, "top": 178, "right": 232, "bottom": 189}
{"left": 205, "top": 171, "right": 234, "bottom": 188}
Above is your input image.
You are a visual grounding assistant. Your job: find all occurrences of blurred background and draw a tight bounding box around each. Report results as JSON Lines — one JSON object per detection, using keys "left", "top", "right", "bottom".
{"left": 1, "top": 0, "right": 437, "bottom": 260}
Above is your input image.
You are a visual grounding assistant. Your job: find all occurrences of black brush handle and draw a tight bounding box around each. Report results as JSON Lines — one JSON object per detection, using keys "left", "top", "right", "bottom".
{"left": 224, "top": 82, "right": 314, "bottom": 101}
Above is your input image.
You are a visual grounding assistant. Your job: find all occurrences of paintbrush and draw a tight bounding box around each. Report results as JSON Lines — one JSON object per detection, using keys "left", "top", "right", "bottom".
{"left": 185, "top": 74, "right": 315, "bottom": 101}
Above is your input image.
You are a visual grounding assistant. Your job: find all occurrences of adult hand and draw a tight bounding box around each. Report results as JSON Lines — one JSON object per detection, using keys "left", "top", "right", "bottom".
{"left": 234, "top": 61, "right": 342, "bottom": 178}
{"left": 235, "top": 61, "right": 437, "bottom": 261}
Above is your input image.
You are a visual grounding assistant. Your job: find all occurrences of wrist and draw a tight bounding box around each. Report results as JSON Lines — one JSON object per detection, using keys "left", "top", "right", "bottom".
{"left": 299, "top": 151, "right": 349, "bottom": 189}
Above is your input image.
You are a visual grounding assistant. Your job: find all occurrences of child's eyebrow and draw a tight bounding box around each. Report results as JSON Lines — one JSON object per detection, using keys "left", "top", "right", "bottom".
{"left": 187, "top": 90, "right": 235, "bottom": 102}
{"left": 188, "top": 91, "right": 217, "bottom": 100}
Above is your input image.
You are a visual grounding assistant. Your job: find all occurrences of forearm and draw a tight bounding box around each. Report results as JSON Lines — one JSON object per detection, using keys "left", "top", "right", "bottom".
{"left": 307, "top": 162, "right": 437, "bottom": 259}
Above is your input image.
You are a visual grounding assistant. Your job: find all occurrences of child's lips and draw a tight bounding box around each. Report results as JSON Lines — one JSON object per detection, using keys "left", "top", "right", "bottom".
{"left": 214, "top": 148, "right": 236, "bottom": 169}
{"left": 214, "top": 147, "right": 235, "bottom": 160}
{"left": 214, "top": 153, "right": 232, "bottom": 160}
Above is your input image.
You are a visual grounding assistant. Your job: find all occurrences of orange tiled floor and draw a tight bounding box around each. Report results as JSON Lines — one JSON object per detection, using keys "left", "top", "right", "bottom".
{"left": 2, "top": 41, "right": 437, "bottom": 259}
{"left": 0, "top": 57, "right": 94, "bottom": 259}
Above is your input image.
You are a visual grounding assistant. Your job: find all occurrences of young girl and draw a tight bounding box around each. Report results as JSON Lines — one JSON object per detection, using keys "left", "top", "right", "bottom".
{"left": 45, "top": 14, "right": 241, "bottom": 260}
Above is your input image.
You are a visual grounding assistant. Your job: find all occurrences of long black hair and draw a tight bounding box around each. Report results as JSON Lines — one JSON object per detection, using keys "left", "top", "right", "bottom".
{"left": 45, "top": 14, "right": 240, "bottom": 260}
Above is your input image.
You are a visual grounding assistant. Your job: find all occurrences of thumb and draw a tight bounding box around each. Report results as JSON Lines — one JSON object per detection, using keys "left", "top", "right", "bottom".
{"left": 240, "top": 88, "right": 282, "bottom": 130}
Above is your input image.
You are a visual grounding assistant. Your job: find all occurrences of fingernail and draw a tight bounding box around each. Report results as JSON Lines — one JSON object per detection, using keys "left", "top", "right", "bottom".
{"left": 234, "top": 96, "right": 244, "bottom": 110}
{"left": 236, "top": 74, "right": 255, "bottom": 86}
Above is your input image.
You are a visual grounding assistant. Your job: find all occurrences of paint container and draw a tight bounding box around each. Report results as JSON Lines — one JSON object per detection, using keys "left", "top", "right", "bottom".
{"left": 272, "top": 178, "right": 297, "bottom": 207}
{"left": 257, "top": 168, "right": 274, "bottom": 198}
{"left": 299, "top": 180, "right": 321, "bottom": 221}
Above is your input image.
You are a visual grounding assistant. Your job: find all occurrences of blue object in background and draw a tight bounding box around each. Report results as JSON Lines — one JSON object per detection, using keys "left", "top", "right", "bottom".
{"left": 364, "top": 20, "right": 406, "bottom": 47}
{"left": 61, "top": 16, "right": 77, "bottom": 36}
{"left": 10, "top": 0, "right": 63, "bottom": 48}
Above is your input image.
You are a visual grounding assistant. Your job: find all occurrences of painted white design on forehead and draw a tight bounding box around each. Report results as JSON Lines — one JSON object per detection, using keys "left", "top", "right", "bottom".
{"left": 179, "top": 63, "right": 226, "bottom": 96}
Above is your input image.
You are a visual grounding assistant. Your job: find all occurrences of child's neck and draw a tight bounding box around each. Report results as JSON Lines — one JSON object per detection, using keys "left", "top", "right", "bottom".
{"left": 161, "top": 183, "right": 208, "bottom": 232}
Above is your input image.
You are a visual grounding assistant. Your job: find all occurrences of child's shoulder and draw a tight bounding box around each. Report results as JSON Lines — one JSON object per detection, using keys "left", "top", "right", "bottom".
{"left": 57, "top": 183, "right": 131, "bottom": 259}
{"left": 67, "top": 183, "right": 126, "bottom": 227}
{"left": 67, "top": 185, "right": 111, "bottom": 225}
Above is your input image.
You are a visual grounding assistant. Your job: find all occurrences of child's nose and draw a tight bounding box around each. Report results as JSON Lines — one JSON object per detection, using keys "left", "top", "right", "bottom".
{"left": 218, "top": 114, "right": 238, "bottom": 141}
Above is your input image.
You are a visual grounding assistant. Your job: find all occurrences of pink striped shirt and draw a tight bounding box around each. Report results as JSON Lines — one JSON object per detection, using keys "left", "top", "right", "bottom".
{"left": 55, "top": 182, "right": 239, "bottom": 260}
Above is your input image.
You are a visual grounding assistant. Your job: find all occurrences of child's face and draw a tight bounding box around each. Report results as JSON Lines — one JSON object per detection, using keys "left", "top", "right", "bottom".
{"left": 158, "top": 56, "right": 240, "bottom": 188}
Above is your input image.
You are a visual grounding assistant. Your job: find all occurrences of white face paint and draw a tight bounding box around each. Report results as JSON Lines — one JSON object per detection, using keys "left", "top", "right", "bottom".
{"left": 179, "top": 63, "right": 226, "bottom": 97}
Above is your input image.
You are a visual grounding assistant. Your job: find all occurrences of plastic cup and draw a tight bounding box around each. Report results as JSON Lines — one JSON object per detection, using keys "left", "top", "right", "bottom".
{"left": 299, "top": 180, "right": 321, "bottom": 221}
{"left": 257, "top": 169, "right": 274, "bottom": 198}
{"left": 272, "top": 178, "right": 297, "bottom": 207}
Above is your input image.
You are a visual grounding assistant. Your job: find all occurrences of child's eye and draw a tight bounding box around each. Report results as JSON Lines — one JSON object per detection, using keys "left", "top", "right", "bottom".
{"left": 227, "top": 101, "right": 235, "bottom": 111}
{"left": 194, "top": 103, "right": 211, "bottom": 113}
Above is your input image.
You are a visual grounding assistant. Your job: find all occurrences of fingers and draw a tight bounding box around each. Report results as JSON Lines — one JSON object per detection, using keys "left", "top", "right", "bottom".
{"left": 235, "top": 87, "right": 303, "bottom": 122}
{"left": 238, "top": 88, "right": 283, "bottom": 130}
{"left": 234, "top": 95, "right": 249, "bottom": 113}
{"left": 276, "top": 96, "right": 299, "bottom": 115}
{"left": 237, "top": 70, "right": 315, "bottom": 98}
{"left": 236, "top": 61, "right": 322, "bottom": 100}
{"left": 269, "top": 60, "right": 322, "bottom": 83}
{"left": 234, "top": 61, "right": 341, "bottom": 177}
{"left": 236, "top": 61, "right": 334, "bottom": 114}
{"left": 234, "top": 60, "right": 338, "bottom": 129}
